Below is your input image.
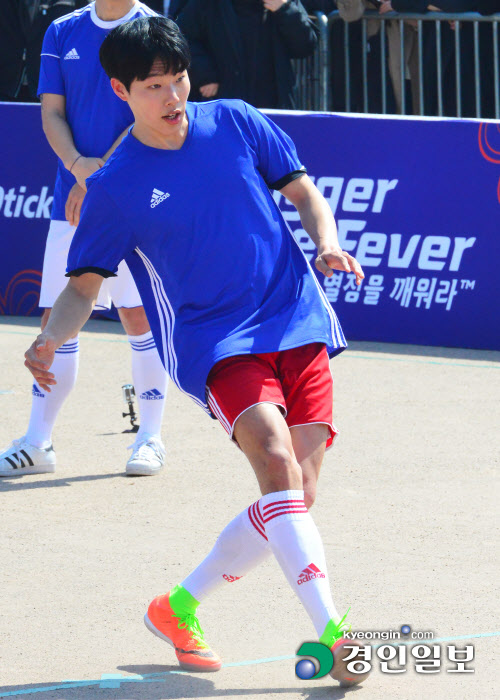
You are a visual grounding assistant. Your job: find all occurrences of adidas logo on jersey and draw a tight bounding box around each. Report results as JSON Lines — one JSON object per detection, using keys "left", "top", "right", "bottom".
{"left": 32, "top": 383, "right": 45, "bottom": 398}
{"left": 297, "top": 563, "right": 326, "bottom": 585}
{"left": 64, "top": 48, "right": 80, "bottom": 60}
{"left": 150, "top": 188, "right": 170, "bottom": 208}
{"left": 139, "top": 388, "right": 164, "bottom": 401}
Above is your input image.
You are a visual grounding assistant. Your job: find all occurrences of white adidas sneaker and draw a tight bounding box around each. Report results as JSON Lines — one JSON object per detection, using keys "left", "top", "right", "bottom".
{"left": 126, "top": 435, "right": 165, "bottom": 476}
{"left": 0, "top": 438, "right": 56, "bottom": 477}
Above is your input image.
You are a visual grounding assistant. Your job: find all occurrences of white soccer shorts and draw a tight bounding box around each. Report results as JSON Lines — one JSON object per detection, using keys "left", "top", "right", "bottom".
{"left": 39, "top": 220, "right": 142, "bottom": 310}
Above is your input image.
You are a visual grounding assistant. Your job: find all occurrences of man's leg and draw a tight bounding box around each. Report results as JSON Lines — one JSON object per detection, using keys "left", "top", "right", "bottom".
{"left": 145, "top": 407, "right": 344, "bottom": 671}
{"left": 0, "top": 307, "right": 78, "bottom": 476}
{"left": 110, "top": 260, "right": 168, "bottom": 476}
{"left": 0, "top": 220, "right": 80, "bottom": 476}
{"left": 233, "top": 405, "right": 343, "bottom": 640}
{"left": 167, "top": 422, "right": 327, "bottom": 604}
{"left": 25, "top": 308, "right": 80, "bottom": 449}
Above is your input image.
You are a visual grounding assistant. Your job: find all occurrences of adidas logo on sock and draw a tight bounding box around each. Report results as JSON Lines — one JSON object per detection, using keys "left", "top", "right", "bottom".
{"left": 222, "top": 574, "right": 242, "bottom": 583}
{"left": 150, "top": 188, "right": 170, "bottom": 208}
{"left": 297, "top": 563, "right": 325, "bottom": 585}
{"left": 64, "top": 48, "right": 80, "bottom": 60}
{"left": 139, "top": 388, "right": 164, "bottom": 400}
{"left": 32, "top": 383, "right": 45, "bottom": 398}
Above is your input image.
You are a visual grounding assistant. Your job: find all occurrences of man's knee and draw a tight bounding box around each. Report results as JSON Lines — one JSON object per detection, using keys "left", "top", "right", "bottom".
{"left": 118, "top": 306, "right": 150, "bottom": 335}
{"left": 261, "top": 446, "right": 302, "bottom": 492}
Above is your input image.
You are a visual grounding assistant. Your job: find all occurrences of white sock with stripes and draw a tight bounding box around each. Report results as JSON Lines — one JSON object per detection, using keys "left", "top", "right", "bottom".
{"left": 128, "top": 331, "right": 168, "bottom": 442}
{"left": 260, "top": 489, "right": 341, "bottom": 636}
{"left": 180, "top": 500, "right": 271, "bottom": 602}
{"left": 25, "top": 338, "right": 79, "bottom": 448}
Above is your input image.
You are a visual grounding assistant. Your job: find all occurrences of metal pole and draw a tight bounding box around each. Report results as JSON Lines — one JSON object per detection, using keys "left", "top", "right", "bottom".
{"left": 418, "top": 19, "right": 424, "bottom": 115}
{"left": 436, "top": 20, "right": 443, "bottom": 116}
{"left": 381, "top": 19, "right": 387, "bottom": 114}
{"left": 362, "top": 20, "right": 368, "bottom": 112}
{"left": 400, "top": 19, "right": 406, "bottom": 114}
{"left": 344, "top": 20, "right": 351, "bottom": 112}
{"left": 315, "top": 11, "right": 329, "bottom": 111}
{"left": 455, "top": 21, "right": 461, "bottom": 118}
{"left": 494, "top": 20, "right": 499, "bottom": 118}
{"left": 474, "top": 21, "right": 481, "bottom": 117}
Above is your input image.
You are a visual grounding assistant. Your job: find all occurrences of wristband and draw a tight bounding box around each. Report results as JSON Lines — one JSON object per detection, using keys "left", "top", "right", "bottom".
{"left": 69, "top": 154, "right": 83, "bottom": 173}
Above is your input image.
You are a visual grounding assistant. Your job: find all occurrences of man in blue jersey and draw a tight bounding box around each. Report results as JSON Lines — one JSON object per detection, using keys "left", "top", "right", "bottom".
{"left": 23, "top": 17, "right": 370, "bottom": 685}
{"left": 0, "top": 1, "right": 168, "bottom": 478}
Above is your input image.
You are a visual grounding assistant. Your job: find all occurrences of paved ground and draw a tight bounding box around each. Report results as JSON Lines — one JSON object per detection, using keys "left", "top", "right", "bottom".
{"left": 0, "top": 315, "right": 498, "bottom": 700}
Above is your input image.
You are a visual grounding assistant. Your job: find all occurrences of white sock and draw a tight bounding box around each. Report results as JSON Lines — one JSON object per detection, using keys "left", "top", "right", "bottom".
{"left": 128, "top": 331, "right": 168, "bottom": 442}
{"left": 181, "top": 500, "right": 271, "bottom": 602}
{"left": 25, "top": 338, "right": 79, "bottom": 448}
{"left": 260, "top": 489, "right": 340, "bottom": 637}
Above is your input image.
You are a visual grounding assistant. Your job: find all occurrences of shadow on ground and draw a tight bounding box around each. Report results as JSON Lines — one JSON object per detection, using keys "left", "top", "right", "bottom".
{"left": 0, "top": 473, "right": 126, "bottom": 491}
{"left": 0, "top": 664, "right": 361, "bottom": 700}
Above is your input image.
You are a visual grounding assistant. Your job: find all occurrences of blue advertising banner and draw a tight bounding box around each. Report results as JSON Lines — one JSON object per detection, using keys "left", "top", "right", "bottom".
{"left": 268, "top": 110, "right": 500, "bottom": 351}
{"left": 1, "top": 103, "right": 498, "bottom": 350}
{"left": 0, "top": 104, "right": 56, "bottom": 316}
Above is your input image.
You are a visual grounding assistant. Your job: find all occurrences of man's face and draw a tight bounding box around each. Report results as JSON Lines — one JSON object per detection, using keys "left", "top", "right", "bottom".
{"left": 114, "top": 60, "right": 190, "bottom": 138}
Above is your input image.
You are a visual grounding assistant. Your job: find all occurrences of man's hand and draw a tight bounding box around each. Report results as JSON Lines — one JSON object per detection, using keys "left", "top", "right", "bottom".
{"left": 24, "top": 334, "right": 58, "bottom": 392}
{"left": 263, "top": 0, "right": 288, "bottom": 11}
{"left": 315, "top": 248, "right": 365, "bottom": 285}
{"left": 71, "top": 156, "right": 104, "bottom": 191}
{"left": 65, "top": 183, "right": 85, "bottom": 226}
{"left": 379, "top": 0, "right": 393, "bottom": 12}
{"left": 199, "top": 83, "right": 219, "bottom": 98}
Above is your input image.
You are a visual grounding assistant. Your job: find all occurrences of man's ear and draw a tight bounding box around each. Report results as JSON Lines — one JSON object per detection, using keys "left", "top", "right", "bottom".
{"left": 110, "top": 78, "right": 129, "bottom": 102}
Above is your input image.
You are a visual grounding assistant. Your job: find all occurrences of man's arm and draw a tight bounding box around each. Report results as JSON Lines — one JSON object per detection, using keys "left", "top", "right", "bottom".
{"left": 66, "top": 123, "right": 132, "bottom": 226}
{"left": 24, "top": 273, "right": 104, "bottom": 391}
{"left": 40, "top": 93, "right": 104, "bottom": 191}
{"left": 280, "top": 174, "right": 364, "bottom": 284}
{"left": 102, "top": 124, "right": 132, "bottom": 162}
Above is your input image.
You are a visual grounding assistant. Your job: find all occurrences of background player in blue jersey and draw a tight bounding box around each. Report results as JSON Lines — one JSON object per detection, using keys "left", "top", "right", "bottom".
{"left": 23, "top": 17, "right": 370, "bottom": 685}
{"left": 0, "top": 1, "right": 169, "bottom": 478}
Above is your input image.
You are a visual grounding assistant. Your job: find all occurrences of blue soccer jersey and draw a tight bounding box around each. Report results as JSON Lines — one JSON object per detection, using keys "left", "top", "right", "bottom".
{"left": 67, "top": 100, "right": 346, "bottom": 412}
{"left": 38, "top": 1, "right": 156, "bottom": 220}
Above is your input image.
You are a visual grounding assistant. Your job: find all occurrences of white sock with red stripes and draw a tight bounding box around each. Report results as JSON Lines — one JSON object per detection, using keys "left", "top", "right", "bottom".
{"left": 180, "top": 500, "right": 271, "bottom": 602}
{"left": 260, "top": 489, "right": 341, "bottom": 636}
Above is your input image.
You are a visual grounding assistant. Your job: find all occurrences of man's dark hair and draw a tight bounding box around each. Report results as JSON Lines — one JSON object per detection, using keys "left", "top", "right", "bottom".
{"left": 99, "top": 17, "right": 190, "bottom": 91}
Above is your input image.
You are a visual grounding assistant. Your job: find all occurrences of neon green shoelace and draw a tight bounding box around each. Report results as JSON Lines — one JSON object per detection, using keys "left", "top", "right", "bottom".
{"left": 176, "top": 612, "right": 208, "bottom": 647}
{"left": 320, "top": 608, "right": 352, "bottom": 647}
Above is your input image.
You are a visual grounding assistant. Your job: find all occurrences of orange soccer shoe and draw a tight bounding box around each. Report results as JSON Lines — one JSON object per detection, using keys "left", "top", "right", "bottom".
{"left": 330, "top": 638, "right": 371, "bottom": 687}
{"left": 320, "top": 612, "right": 371, "bottom": 688}
{"left": 144, "top": 592, "right": 222, "bottom": 672}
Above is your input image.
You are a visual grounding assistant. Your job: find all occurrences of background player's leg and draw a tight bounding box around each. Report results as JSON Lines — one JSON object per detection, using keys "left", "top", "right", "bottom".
{"left": 0, "top": 222, "right": 79, "bottom": 476}
{"left": 24, "top": 307, "right": 80, "bottom": 449}
{"left": 111, "top": 260, "right": 168, "bottom": 476}
{"left": 0, "top": 307, "right": 78, "bottom": 476}
{"left": 119, "top": 306, "right": 167, "bottom": 440}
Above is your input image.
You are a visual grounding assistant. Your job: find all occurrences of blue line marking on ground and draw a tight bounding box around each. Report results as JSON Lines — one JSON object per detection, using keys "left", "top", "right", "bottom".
{"left": 0, "top": 632, "right": 498, "bottom": 697}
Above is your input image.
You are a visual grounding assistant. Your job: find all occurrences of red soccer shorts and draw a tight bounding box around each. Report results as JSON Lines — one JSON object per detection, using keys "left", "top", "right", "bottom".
{"left": 206, "top": 342, "right": 337, "bottom": 448}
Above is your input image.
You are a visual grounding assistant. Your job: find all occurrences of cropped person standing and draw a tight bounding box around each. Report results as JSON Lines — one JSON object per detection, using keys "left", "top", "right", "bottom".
{"left": 176, "top": 0, "right": 318, "bottom": 108}
{"left": 0, "top": 1, "right": 168, "bottom": 478}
